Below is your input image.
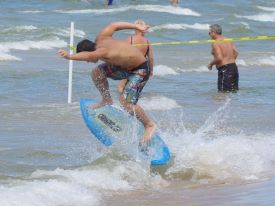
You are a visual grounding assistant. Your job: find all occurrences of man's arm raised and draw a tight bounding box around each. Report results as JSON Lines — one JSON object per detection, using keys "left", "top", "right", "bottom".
{"left": 97, "top": 22, "right": 149, "bottom": 39}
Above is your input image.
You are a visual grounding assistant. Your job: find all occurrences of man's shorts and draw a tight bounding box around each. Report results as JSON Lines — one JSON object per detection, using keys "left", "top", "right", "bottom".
{"left": 98, "top": 61, "right": 150, "bottom": 104}
{"left": 217, "top": 63, "right": 239, "bottom": 92}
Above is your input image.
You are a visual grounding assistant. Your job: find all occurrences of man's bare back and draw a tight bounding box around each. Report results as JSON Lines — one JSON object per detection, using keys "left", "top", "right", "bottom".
{"left": 96, "top": 38, "right": 146, "bottom": 70}
{"left": 211, "top": 40, "right": 238, "bottom": 68}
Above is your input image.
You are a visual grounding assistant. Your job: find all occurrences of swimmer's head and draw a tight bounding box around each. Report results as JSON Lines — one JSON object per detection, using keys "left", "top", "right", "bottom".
{"left": 209, "top": 24, "right": 222, "bottom": 35}
{"left": 76, "top": 39, "right": 97, "bottom": 63}
{"left": 134, "top": 19, "right": 146, "bottom": 26}
{"left": 76, "top": 39, "right": 96, "bottom": 53}
{"left": 134, "top": 19, "right": 147, "bottom": 35}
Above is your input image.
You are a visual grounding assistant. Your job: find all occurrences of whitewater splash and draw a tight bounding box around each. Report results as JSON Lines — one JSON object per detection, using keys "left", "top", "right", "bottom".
{"left": 0, "top": 159, "right": 166, "bottom": 206}
{"left": 163, "top": 98, "right": 275, "bottom": 182}
{"left": 0, "top": 98, "right": 275, "bottom": 206}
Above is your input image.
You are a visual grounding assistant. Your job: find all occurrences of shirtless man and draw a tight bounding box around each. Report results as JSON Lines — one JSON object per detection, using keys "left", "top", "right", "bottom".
{"left": 57, "top": 22, "right": 156, "bottom": 144}
{"left": 118, "top": 19, "right": 154, "bottom": 93}
{"left": 208, "top": 24, "right": 239, "bottom": 92}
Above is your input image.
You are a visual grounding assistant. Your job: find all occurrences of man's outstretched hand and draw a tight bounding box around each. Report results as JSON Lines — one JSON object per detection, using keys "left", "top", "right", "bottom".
{"left": 136, "top": 24, "right": 150, "bottom": 33}
{"left": 57, "top": 49, "right": 70, "bottom": 60}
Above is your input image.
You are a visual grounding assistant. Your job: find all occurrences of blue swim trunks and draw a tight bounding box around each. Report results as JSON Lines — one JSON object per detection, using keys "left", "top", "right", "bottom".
{"left": 98, "top": 61, "right": 150, "bottom": 104}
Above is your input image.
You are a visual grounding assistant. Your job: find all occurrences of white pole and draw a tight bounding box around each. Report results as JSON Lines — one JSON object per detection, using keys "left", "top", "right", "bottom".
{"left": 68, "top": 22, "right": 74, "bottom": 104}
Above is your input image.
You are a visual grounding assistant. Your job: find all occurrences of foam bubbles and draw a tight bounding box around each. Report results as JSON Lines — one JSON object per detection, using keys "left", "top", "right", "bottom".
{"left": 181, "top": 66, "right": 209, "bottom": 73}
{"left": 54, "top": 28, "right": 86, "bottom": 38}
{"left": 139, "top": 96, "right": 181, "bottom": 111}
{"left": 163, "top": 98, "right": 275, "bottom": 182}
{"left": 1, "top": 25, "right": 38, "bottom": 33}
{"left": 257, "top": 6, "right": 275, "bottom": 12}
{"left": 1, "top": 38, "right": 67, "bottom": 51}
{"left": 237, "top": 7, "right": 275, "bottom": 22}
{"left": 0, "top": 159, "right": 166, "bottom": 206}
{"left": 56, "top": 5, "right": 200, "bottom": 16}
{"left": 236, "top": 59, "right": 248, "bottom": 67}
{"left": 0, "top": 38, "right": 67, "bottom": 62}
{"left": 0, "top": 51, "right": 21, "bottom": 61}
{"left": 153, "top": 65, "right": 179, "bottom": 76}
{"left": 237, "top": 56, "right": 275, "bottom": 67}
{"left": 150, "top": 23, "right": 209, "bottom": 32}
{"left": 19, "top": 10, "right": 44, "bottom": 13}
{"left": 258, "top": 56, "right": 275, "bottom": 66}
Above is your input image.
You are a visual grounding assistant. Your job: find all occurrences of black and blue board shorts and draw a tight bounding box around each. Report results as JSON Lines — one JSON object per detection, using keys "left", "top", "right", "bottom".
{"left": 217, "top": 63, "right": 239, "bottom": 92}
{"left": 98, "top": 61, "right": 150, "bottom": 105}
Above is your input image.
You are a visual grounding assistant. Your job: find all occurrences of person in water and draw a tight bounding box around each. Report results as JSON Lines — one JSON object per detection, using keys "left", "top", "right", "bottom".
{"left": 57, "top": 22, "right": 156, "bottom": 144}
{"left": 118, "top": 19, "right": 154, "bottom": 93}
{"left": 170, "top": 0, "right": 179, "bottom": 6}
{"left": 208, "top": 24, "right": 239, "bottom": 92}
{"left": 107, "top": 0, "right": 113, "bottom": 6}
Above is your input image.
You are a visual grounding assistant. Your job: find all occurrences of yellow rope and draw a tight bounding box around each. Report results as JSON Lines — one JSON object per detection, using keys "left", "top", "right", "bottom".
{"left": 136, "top": 35, "right": 275, "bottom": 46}
{"left": 69, "top": 35, "right": 275, "bottom": 50}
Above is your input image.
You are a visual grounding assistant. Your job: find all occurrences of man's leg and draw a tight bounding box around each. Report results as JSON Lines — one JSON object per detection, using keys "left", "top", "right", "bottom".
{"left": 91, "top": 66, "right": 112, "bottom": 109}
{"left": 117, "top": 79, "right": 127, "bottom": 94}
{"left": 119, "top": 95, "right": 157, "bottom": 143}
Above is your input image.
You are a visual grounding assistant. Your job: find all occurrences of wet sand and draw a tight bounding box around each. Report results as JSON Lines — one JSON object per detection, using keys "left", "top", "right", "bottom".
{"left": 104, "top": 177, "right": 275, "bottom": 206}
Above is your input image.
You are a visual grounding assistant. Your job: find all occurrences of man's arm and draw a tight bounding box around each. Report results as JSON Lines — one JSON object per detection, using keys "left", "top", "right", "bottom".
{"left": 97, "top": 22, "right": 149, "bottom": 39}
{"left": 233, "top": 45, "right": 239, "bottom": 59}
{"left": 208, "top": 43, "right": 222, "bottom": 70}
{"left": 57, "top": 48, "right": 105, "bottom": 62}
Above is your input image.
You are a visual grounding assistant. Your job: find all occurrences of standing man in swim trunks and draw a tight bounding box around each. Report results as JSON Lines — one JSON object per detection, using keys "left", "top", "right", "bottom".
{"left": 57, "top": 22, "right": 156, "bottom": 144}
{"left": 118, "top": 19, "right": 154, "bottom": 93}
{"left": 208, "top": 24, "right": 239, "bottom": 92}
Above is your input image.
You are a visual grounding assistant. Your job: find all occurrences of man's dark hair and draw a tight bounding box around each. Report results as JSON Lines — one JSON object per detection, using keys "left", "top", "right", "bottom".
{"left": 76, "top": 39, "right": 96, "bottom": 53}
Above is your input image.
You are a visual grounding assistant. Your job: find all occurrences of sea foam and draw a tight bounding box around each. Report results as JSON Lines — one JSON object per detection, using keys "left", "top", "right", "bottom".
{"left": 163, "top": 98, "right": 275, "bottom": 182}
{"left": 140, "top": 96, "right": 181, "bottom": 111}
{"left": 257, "top": 6, "right": 275, "bottom": 12}
{"left": 0, "top": 159, "right": 165, "bottom": 206}
{"left": 56, "top": 5, "right": 200, "bottom": 16}
{"left": 0, "top": 38, "right": 67, "bottom": 62}
{"left": 237, "top": 7, "right": 275, "bottom": 22}
{"left": 153, "top": 65, "right": 179, "bottom": 76}
{"left": 150, "top": 23, "right": 209, "bottom": 32}
{"left": 1, "top": 25, "right": 38, "bottom": 33}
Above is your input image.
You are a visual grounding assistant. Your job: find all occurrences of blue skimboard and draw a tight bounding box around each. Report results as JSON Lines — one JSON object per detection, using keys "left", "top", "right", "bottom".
{"left": 80, "top": 99, "right": 170, "bottom": 165}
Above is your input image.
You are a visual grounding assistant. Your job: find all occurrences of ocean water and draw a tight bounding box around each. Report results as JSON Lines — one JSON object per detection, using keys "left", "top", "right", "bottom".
{"left": 1, "top": 0, "right": 275, "bottom": 205}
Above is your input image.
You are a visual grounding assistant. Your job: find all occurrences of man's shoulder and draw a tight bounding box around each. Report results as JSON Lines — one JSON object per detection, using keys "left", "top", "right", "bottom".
{"left": 96, "top": 35, "right": 112, "bottom": 42}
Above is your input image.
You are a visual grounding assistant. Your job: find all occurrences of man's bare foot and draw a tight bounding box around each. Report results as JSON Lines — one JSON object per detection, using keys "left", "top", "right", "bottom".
{"left": 92, "top": 99, "right": 112, "bottom": 109}
{"left": 140, "top": 121, "right": 157, "bottom": 144}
